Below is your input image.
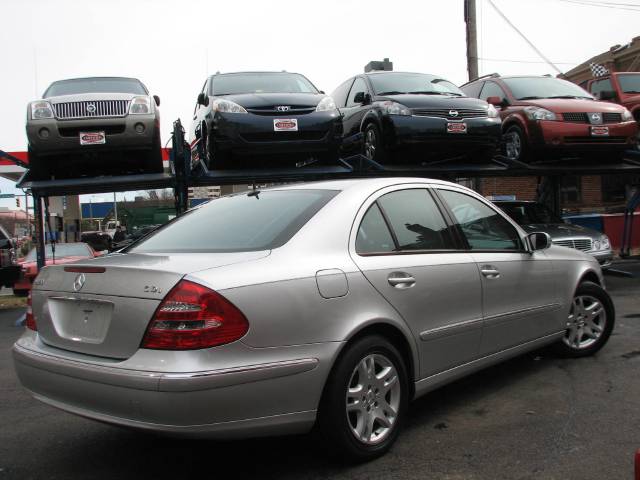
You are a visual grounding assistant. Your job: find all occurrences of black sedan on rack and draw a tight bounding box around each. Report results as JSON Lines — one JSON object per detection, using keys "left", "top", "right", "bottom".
{"left": 331, "top": 71, "right": 502, "bottom": 163}
{"left": 189, "top": 71, "right": 343, "bottom": 170}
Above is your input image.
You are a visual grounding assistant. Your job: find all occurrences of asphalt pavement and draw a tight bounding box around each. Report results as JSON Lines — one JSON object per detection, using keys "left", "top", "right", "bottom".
{"left": 1, "top": 262, "right": 640, "bottom": 480}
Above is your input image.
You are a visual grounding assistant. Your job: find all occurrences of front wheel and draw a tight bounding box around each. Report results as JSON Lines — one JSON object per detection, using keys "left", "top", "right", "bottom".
{"left": 553, "top": 281, "right": 615, "bottom": 358}
{"left": 362, "top": 123, "right": 387, "bottom": 164}
{"left": 503, "top": 125, "right": 528, "bottom": 162}
{"left": 318, "top": 335, "right": 408, "bottom": 462}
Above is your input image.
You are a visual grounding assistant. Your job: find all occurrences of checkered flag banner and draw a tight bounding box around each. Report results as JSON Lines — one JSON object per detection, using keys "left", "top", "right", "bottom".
{"left": 590, "top": 63, "right": 610, "bottom": 78}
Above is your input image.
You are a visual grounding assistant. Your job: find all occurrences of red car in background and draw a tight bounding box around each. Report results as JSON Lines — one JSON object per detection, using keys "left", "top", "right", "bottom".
{"left": 460, "top": 74, "right": 638, "bottom": 162}
{"left": 13, "top": 242, "right": 100, "bottom": 296}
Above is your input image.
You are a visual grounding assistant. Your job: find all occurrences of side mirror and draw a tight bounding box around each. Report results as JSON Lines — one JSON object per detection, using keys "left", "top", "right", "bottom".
{"left": 486, "top": 96, "right": 506, "bottom": 108}
{"left": 353, "top": 91, "right": 365, "bottom": 104}
{"left": 598, "top": 90, "right": 617, "bottom": 101}
{"left": 527, "top": 232, "right": 551, "bottom": 251}
{"left": 153, "top": 95, "right": 161, "bottom": 107}
{"left": 197, "top": 93, "right": 209, "bottom": 106}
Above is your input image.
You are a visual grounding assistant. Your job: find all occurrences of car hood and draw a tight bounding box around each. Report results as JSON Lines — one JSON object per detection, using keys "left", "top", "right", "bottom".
{"left": 44, "top": 92, "right": 140, "bottom": 102}
{"left": 520, "top": 98, "right": 625, "bottom": 114}
{"left": 374, "top": 94, "right": 489, "bottom": 110}
{"left": 519, "top": 222, "right": 602, "bottom": 240}
{"left": 220, "top": 92, "right": 326, "bottom": 108}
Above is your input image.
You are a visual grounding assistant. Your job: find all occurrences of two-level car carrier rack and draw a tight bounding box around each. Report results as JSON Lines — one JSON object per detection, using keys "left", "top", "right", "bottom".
{"left": 5, "top": 118, "right": 640, "bottom": 270}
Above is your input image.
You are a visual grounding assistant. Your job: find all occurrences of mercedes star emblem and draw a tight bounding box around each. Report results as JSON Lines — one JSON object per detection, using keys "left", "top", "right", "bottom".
{"left": 73, "top": 273, "right": 86, "bottom": 292}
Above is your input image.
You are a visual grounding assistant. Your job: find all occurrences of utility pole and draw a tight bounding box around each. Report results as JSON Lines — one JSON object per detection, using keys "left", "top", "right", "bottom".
{"left": 465, "top": 0, "right": 479, "bottom": 81}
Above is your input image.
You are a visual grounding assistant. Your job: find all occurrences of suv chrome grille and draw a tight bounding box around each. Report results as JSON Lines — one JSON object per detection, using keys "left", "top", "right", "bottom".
{"left": 52, "top": 100, "right": 130, "bottom": 119}
{"left": 411, "top": 108, "right": 487, "bottom": 119}
{"left": 553, "top": 238, "right": 592, "bottom": 252}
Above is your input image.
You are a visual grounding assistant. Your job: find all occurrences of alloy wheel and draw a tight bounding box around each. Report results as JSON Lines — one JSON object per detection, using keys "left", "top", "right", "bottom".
{"left": 345, "top": 353, "right": 401, "bottom": 445}
{"left": 364, "top": 129, "right": 377, "bottom": 160}
{"left": 563, "top": 295, "right": 607, "bottom": 350}
{"left": 505, "top": 130, "right": 522, "bottom": 160}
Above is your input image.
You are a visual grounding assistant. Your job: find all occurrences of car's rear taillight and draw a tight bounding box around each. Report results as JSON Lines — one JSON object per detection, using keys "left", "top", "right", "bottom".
{"left": 25, "top": 290, "right": 36, "bottom": 331}
{"left": 141, "top": 279, "right": 248, "bottom": 350}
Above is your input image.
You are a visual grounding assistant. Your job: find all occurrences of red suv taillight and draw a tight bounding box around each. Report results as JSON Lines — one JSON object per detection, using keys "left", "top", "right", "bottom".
{"left": 141, "top": 279, "right": 249, "bottom": 350}
{"left": 25, "top": 290, "right": 36, "bottom": 331}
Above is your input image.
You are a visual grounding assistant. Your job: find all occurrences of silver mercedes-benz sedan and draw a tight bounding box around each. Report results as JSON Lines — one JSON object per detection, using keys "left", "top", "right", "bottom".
{"left": 13, "top": 178, "right": 614, "bottom": 461}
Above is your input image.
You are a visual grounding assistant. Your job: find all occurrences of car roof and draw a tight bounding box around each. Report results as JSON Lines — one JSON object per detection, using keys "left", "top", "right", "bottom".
{"left": 48, "top": 76, "right": 142, "bottom": 84}
{"left": 210, "top": 71, "right": 304, "bottom": 77}
{"left": 266, "top": 177, "right": 467, "bottom": 193}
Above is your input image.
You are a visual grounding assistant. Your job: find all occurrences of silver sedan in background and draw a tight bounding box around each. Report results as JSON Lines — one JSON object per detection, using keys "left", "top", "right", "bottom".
{"left": 13, "top": 178, "right": 614, "bottom": 461}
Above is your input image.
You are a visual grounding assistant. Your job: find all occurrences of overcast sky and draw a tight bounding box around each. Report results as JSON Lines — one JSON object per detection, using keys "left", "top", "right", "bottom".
{"left": 1, "top": 0, "right": 639, "bottom": 208}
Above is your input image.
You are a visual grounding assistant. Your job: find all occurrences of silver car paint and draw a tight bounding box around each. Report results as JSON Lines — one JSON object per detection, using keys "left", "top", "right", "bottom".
{"left": 13, "top": 177, "right": 604, "bottom": 438}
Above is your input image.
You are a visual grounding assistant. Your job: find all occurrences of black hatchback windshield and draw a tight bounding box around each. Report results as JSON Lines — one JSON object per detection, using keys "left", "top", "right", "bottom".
{"left": 369, "top": 73, "right": 465, "bottom": 96}
{"left": 497, "top": 202, "right": 563, "bottom": 225}
{"left": 130, "top": 189, "right": 338, "bottom": 253}
{"left": 44, "top": 78, "right": 147, "bottom": 97}
{"left": 211, "top": 73, "right": 319, "bottom": 95}
{"left": 501, "top": 77, "right": 593, "bottom": 100}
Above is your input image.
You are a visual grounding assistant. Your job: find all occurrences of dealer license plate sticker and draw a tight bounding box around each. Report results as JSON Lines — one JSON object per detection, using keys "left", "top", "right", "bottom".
{"left": 273, "top": 119, "right": 298, "bottom": 132}
{"left": 591, "top": 126, "right": 609, "bottom": 137}
{"left": 447, "top": 122, "right": 467, "bottom": 134}
{"left": 80, "top": 131, "right": 106, "bottom": 145}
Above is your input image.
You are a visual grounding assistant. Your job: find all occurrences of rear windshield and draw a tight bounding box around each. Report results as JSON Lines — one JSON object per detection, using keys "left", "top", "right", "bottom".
{"left": 130, "top": 189, "right": 338, "bottom": 253}
{"left": 25, "top": 243, "right": 92, "bottom": 262}
{"left": 501, "top": 77, "right": 592, "bottom": 100}
{"left": 44, "top": 78, "right": 147, "bottom": 97}
{"left": 210, "top": 73, "right": 318, "bottom": 95}
{"left": 497, "top": 203, "right": 562, "bottom": 225}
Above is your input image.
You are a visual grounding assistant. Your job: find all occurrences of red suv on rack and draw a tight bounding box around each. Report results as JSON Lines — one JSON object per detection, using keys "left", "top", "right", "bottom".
{"left": 460, "top": 74, "right": 638, "bottom": 162}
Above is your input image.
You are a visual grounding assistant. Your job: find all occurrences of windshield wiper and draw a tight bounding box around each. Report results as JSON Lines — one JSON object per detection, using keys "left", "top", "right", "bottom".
{"left": 377, "top": 91, "right": 405, "bottom": 96}
{"left": 517, "top": 96, "right": 543, "bottom": 100}
{"left": 548, "top": 95, "right": 591, "bottom": 99}
{"left": 625, "top": 90, "right": 640, "bottom": 94}
{"left": 408, "top": 90, "right": 464, "bottom": 96}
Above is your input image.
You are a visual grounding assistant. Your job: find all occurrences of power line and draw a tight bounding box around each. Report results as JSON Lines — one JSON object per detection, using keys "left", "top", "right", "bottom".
{"left": 479, "top": 57, "right": 578, "bottom": 65}
{"left": 557, "top": 0, "right": 640, "bottom": 11}
{"left": 487, "top": 0, "right": 563, "bottom": 74}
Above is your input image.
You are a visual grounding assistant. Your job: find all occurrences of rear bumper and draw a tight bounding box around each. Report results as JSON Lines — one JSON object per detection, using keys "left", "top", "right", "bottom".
{"left": 529, "top": 120, "right": 638, "bottom": 150}
{"left": 12, "top": 333, "right": 341, "bottom": 438}
{"left": 212, "top": 111, "right": 343, "bottom": 156}
{"left": 27, "top": 114, "right": 159, "bottom": 156}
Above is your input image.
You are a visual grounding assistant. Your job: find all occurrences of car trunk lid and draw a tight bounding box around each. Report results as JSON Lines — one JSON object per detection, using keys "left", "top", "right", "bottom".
{"left": 31, "top": 251, "right": 269, "bottom": 359}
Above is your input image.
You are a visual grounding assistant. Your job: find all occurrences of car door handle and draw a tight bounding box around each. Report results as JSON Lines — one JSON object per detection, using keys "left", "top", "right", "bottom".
{"left": 480, "top": 265, "right": 500, "bottom": 278}
{"left": 388, "top": 273, "right": 416, "bottom": 288}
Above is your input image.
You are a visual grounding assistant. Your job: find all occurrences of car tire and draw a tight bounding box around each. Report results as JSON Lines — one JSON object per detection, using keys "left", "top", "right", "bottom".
{"left": 503, "top": 125, "right": 528, "bottom": 162}
{"left": 12, "top": 289, "right": 28, "bottom": 297}
{"left": 553, "top": 281, "right": 615, "bottom": 358}
{"left": 362, "top": 123, "right": 388, "bottom": 164}
{"left": 318, "top": 334, "right": 408, "bottom": 462}
{"left": 145, "top": 134, "right": 164, "bottom": 174}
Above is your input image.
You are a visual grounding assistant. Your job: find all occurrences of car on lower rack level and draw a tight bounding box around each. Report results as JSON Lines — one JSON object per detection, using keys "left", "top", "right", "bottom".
{"left": 460, "top": 74, "right": 638, "bottom": 162}
{"left": 26, "top": 77, "right": 163, "bottom": 179}
{"left": 493, "top": 200, "right": 613, "bottom": 267}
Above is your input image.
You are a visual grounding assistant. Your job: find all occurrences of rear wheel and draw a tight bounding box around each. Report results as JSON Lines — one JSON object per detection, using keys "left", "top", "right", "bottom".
{"left": 553, "top": 281, "right": 614, "bottom": 357}
{"left": 12, "top": 289, "right": 28, "bottom": 297}
{"left": 318, "top": 335, "right": 408, "bottom": 462}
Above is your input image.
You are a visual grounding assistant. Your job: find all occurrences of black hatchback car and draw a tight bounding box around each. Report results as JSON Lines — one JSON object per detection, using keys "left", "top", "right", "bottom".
{"left": 331, "top": 71, "right": 502, "bottom": 163}
{"left": 189, "top": 71, "right": 343, "bottom": 169}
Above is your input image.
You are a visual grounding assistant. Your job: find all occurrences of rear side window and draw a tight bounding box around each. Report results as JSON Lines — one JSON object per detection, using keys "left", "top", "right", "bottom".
{"left": 438, "top": 189, "right": 522, "bottom": 251}
{"left": 131, "top": 190, "right": 338, "bottom": 253}
{"left": 356, "top": 204, "right": 395, "bottom": 254}
{"left": 461, "top": 81, "right": 483, "bottom": 98}
{"left": 377, "top": 189, "right": 454, "bottom": 251}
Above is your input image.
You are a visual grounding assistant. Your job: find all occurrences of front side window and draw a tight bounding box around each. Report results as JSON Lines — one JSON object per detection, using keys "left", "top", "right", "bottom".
{"left": 480, "top": 81, "right": 507, "bottom": 101}
{"left": 438, "top": 189, "right": 522, "bottom": 251}
{"left": 332, "top": 79, "right": 354, "bottom": 107}
{"left": 131, "top": 189, "right": 337, "bottom": 253}
{"left": 210, "top": 73, "right": 318, "bottom": 96}
{"left": 461, "top": 81, "right": 484, "bottom": 98}
{"left": 590, "top": 78, "right": 614, "bottom": 98}
{"left": 346, "top": 77, "right": 368, "bottom": 107}
{"left": 377, "top": 189, "right": 454, "bottom": 251}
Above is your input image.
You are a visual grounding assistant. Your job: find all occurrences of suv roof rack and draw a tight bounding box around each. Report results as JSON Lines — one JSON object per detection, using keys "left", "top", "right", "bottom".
{"left": 460, "top": 72, "right": 500, "bottom": 87}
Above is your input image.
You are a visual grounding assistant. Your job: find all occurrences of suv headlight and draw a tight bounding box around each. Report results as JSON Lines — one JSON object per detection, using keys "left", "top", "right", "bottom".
{"left": 380, "top": 101, "right": 411, "bottom": 116}
{"left": 315, "top": 96, "right": 337, "bottom": 112}
{"left": 30, "top": 101, "right": 54, "bottom": 120}
{"left": 622, "top": 108, "right": 633, "bottom": 121}
{"left": 524, "top": 106, "right": 557, "bottom": 121}
{"left": 211, "top": 98, "right": 247, "bottom": 114}
{"left": 487, "top": 104, "right": 499, "bottom": 118}
{"left": 129, "top": 96, "right": 151, "bottom": 114}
